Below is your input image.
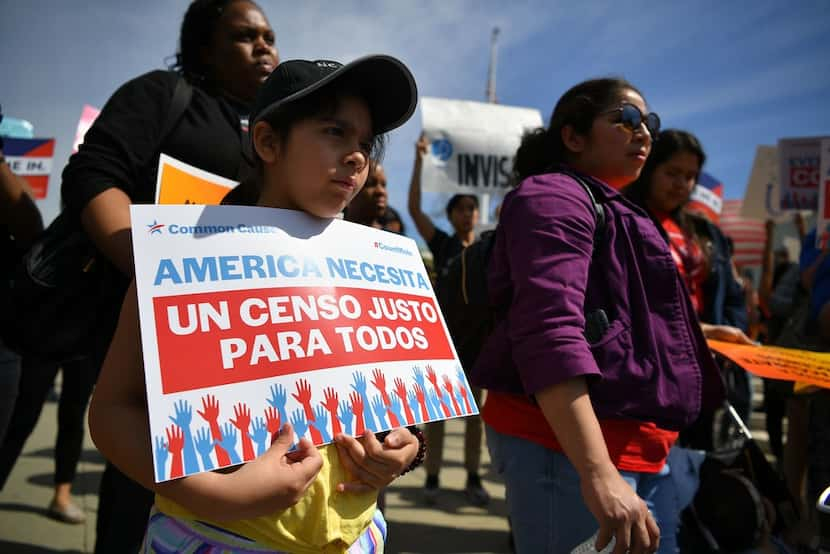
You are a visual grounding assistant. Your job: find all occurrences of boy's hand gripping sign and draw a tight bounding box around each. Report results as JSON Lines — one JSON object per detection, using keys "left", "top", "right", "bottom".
{"left": 131, "top": 205, "right": 476, "bottom": 482}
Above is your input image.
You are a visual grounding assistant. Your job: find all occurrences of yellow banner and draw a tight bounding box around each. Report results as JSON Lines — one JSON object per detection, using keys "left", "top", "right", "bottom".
{"left": 707, "top": 340, "right": 830, "bottom": 390}
{"left": 155, "top": 154, "right": 237, "bottom": 206}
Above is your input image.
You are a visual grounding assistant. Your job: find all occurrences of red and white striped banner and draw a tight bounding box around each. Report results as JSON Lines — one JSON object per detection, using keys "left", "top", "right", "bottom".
{"left": 720, "top": 199, "right": 766, "bottom": 267}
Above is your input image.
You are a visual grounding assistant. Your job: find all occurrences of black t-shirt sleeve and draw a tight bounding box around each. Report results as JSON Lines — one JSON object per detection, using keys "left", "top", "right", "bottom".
{"left": 61, "top": 70, "right": 177, "bottom": 214}
{"left": 427, "top": 227, "right": 450, "bottom": 262}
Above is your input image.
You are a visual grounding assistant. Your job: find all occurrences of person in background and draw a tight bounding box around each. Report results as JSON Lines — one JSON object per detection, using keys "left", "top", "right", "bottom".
{"left": 0, "top": 116, "right": 43, "bottom": 445}
{"left": 625, "top": 129, "right": 753, "bottom": 451}
{"left": 757, "top": 219, "right": 802, "bottom": 467}
{"left": 0, "top": 117, "right": 101, "bottom": 525}
{"left": 345, "top": 163, "right": 406, "bottom": 234}
{"left": 379, "top": 205, "right": 406, "bottom": 235}
{"left": 407, "top": 133, "right": 489, "bottom": 506}
{"left": 345, "top": 163, "right": 388, "bottom": 226}
{"left": 799, "top": 227, "right": 830, "bottom": 548}
{"left": 408, "top": 134, "right": 478, "bottom": 272}
{"left": 56, "top": 0, "right": 278, "bottom": 549}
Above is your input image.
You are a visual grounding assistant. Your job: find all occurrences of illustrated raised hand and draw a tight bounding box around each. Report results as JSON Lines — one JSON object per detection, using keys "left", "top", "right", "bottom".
{"left": 268, "top": 383, "right": 289, "bottom": 426}
{"left": 231, "top": 403, "right": 255, "bottom": 461}
{"left": 351, "top": 371, "right": 367, "bottom": 396}
{"left": 249, "top": 417, "right": 269, "bottom": 456}
{"left": 454, "top": 387, "right": 467, "bottom": 416}
{"left": 322, "top": 388, "right": 342, "bottom": 436}
{"left": 393, "top": 377, "right": 407, "bottom": 402}
{"left": 290, "top": 409, "right": 310, "bottom": 443}
{"left": 218, "top": 422, "right": 241, "bottom": 464}
{"left": 396, "top": 378, "right": 415, "bottom": 424}
{"left": 371, "top": 394, "right": 389, "bottom": 429}
{"left": 428, "top": 388, "right": 446, "bottom": 419}
{"left": 293, "top": 379, "right": 322, "bottom": 443}
{"left": 371, "top": 368, "right": 391, "bottom": 406}
{"left": 349, "top": 391, "right": 366, "bottom": 435}
{"left": 440, "top": 389, "right": 455, "bottom": 417}
{"left": 418, "top": 383, "right": 436, "bottom": 421}
{"left": 311, "top": 405, "right": 332, "bottom": 443}
{"left": 197, "top": 394, "right": 220, "bottom": 423}
{"left": 197, "top": 394, "right": 231, "bottom": 466}
{"left": 194, "top": 427, "right": 215, "bottom": 470}
{"left": 154, "top": 436, "right": 168, "bottom": 482}
{"left": 352, "top": 373, "right": 377, "bottom": 432}
{"left": 170, "top": 399, "right": 199, "bottom": 474}
{"left": 425, "top": 364, "right": 440, "bottom": 392}
{"left": 264, "top": 406, "right": 281, "bottom": 442}
{"left": 338, "top": 399, "right": 354, "bottom": 436}
{"left": 387, "top": 395, "right": 404, "bottom": 427}
{"left": 443, "top": 375, "right": 462, "bottom": 416}
{"left": 457, "top": 366, "right": 474, "bottom": 414}
{"left": 165, "top": 425, "right": 185, "bottom": 478}
{"left": 412, "top": 365, "right": 426, "bottom": 391}
{"left": 407, "top": 390, "right": 422, "bottom": 423}
{"left": 170, "top": 399, "right": 193, "bottom": 428}
{"left": 292, "top": 378, "right": 313, "bottom": 408}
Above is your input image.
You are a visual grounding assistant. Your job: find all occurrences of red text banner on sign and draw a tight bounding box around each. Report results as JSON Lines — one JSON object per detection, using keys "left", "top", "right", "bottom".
{"left": 153, "top": 286, "right": 454, "bottom": 394}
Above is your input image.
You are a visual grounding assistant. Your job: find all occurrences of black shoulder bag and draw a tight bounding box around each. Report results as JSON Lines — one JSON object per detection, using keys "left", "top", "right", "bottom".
{"left": 1, "top": 76, "right": 193, "bottom": 363}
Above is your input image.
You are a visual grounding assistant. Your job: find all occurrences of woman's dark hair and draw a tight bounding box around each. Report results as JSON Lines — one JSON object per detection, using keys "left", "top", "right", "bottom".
{"left": 171, "top": 0, "right": 257, "bottom": 82}
{"left": 223, "top": 77, "right": 387, "bottom": 206}
{"left": 624, "top": 129, "right": 706, "bottom": 210}
{"left": 445, "top": 194, "right": 479, "bottom": 219}
{"left": 512, "top": 77, "right": 642, "bottom": 185}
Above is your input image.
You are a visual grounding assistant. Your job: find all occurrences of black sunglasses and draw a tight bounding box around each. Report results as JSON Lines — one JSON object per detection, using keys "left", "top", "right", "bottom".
{"left": 601, "top": 103, "right": 660, "bottom": 137}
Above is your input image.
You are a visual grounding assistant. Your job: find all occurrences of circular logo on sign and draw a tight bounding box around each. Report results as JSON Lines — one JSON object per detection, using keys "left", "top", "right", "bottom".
{"left": 431, "top": 138, "right": 453, "bottom": 161}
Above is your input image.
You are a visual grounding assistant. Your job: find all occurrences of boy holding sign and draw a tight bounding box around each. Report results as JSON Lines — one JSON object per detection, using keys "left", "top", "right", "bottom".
{"left": 89, "top": 55, "right": 422, "bottom": 552}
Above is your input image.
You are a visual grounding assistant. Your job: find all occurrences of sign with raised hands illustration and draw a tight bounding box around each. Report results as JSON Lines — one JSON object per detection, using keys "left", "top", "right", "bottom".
{"left": 131, "top": 203, "right": 475, "bottom": 481}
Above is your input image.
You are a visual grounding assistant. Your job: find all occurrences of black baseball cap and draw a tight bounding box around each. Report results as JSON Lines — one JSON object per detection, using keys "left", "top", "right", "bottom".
{"left": 250, "top": 55, "right": 417, "bottom": 135}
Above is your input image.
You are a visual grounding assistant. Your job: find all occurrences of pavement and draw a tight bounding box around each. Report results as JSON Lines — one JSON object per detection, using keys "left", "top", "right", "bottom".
{"left": 0, "top": 378, "right": 772, "bottom": 553}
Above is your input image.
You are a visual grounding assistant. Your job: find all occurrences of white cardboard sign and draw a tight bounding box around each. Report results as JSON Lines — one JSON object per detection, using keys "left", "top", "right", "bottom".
{"left": 420, "top": 97, "right": 543, "bottom": 195}
{"left": 131, "top": 205, "right": 476, "bottom": 482}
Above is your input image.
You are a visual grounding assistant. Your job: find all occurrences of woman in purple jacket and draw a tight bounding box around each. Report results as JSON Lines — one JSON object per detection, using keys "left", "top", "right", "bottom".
{"left": 472, "top": 78, "right": 729, "bottom": 553}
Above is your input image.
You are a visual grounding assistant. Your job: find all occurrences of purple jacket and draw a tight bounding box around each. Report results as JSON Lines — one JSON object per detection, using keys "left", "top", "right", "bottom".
{"left": 471, "top": 171, "right": 723, "bottom": 431}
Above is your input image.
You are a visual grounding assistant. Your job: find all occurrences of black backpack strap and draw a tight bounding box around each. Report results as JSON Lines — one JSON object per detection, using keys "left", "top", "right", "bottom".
{"left": 557, "top": 169, "right": 606, "bottom": 249}
{"left": 157, "top": 74, "right": 193, "bottom": 149}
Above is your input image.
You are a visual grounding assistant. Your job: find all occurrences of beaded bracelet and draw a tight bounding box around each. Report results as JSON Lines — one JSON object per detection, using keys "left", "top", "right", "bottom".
{"left": 399, "top": 426, "right": 426, "bottom": 477}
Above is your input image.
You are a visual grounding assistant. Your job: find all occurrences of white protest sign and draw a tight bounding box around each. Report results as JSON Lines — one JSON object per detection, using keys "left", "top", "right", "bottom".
{"left": 420, "top": 97, "right": 543, "bottom": 195}
{"left": 817, "top": 139, "right": 830, "bottom": 249}
{"left": 131, "top": 205, "right": 475, "bottom": 482}
{"left": 778, "top": 136, "right": 829, "bottom": 212}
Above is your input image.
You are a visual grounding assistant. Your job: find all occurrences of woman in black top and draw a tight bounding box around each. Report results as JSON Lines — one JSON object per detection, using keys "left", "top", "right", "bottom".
{"left": 407, "top": 134, "right": 490, "bottom": 506}
{"left": 0, "top": 1, "right": 278, "bottom": 550}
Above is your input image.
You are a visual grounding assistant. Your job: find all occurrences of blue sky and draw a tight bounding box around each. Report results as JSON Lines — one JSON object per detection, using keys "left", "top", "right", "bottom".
{"left": 3, "top": 0, "right": 829, "bottom": 243}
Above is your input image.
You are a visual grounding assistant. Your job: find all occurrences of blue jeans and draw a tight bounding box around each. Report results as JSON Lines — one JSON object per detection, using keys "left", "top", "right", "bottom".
{"left": 486, "top": 425, "right": 681, "bottom": 554}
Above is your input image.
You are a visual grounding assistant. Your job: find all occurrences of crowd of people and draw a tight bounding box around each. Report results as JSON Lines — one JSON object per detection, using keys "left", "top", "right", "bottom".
{"left": 1, "top": 0, "right": 829, "bottom": 553}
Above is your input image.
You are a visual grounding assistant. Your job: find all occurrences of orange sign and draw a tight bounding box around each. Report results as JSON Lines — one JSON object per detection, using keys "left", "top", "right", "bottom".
{"left": 155, "top": 154, "right": 237, "bottom": 206}
{"left": 707, "top": 340, "right": 830, "bottom": 389}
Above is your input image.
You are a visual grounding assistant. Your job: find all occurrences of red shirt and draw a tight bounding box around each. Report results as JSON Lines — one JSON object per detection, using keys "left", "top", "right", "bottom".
{"left": 657, "top": 213, "right": 706, "bottom": 315}
{"left": 483, "top": 391, "right": 677, "bottom": 473}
